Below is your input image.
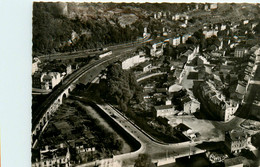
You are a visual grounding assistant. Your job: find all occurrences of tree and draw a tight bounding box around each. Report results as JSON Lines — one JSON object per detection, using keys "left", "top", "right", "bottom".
{"left": 253, "top": 23, "right": 260, "bottom": 34}
{"left": 186, "top": 36, "right": 198, "bottom": 44}
{"left": 251, "top": 132, "right": 260, "bottom": 150}
{"left": 134, "top": 154, "right": 154, "bottom": 167}
{"left": 115, "top": 139, "right": 123, "bottom": 151}
{"left": 105, "top": 63, "right": 143, "bottom": 112}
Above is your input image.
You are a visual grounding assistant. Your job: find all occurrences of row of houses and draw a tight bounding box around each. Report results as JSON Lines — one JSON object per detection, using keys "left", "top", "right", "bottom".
{"left": 201, "top": 80, "right": 239, "bottom": 122}
{"left": 153, "top": 96, "right": 200, "bottom": 118}
{"left": 233, "top": 46, "right": 259, "bottom": 101}
{"left": 32, "top": 57, "right": 41, "bottom": 75}
{"left": 32, "top": 63, "right": 74, "bottom": 90}
{"left": 32, "top": 144, "right": 71, "bottom": 167}
{"left": 33, "top": 72, "right": 63, "bottom": 90}
{"left": 152, "top": 3, "right": 218, "bottom": 20}
{"left": 32, "top": 138, "right": 98, "bottom": 167}
{"left": 147, "top": 84, "right": 200, "bottom": 118}
{"left": 121, "top": 49, "right": 147, "bottom": 70}
{"left": 225, "top": 129, "right": 252, "bottom": 154}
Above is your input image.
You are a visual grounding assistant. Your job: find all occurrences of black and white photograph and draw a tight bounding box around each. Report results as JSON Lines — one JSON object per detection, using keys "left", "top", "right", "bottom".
{"left": 29, "top": 2, "right": 260, "bottom": 167}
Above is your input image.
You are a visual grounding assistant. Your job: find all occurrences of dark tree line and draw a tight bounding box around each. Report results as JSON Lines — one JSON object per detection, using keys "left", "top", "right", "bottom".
{"left": 101, "top": 63, "right": 143, "bottom": 112}
{"left": 33, "top": 2, "right": 144, "bottom": 55}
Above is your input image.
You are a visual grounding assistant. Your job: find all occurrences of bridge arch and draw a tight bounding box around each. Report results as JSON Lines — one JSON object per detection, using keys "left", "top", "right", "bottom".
{"left": 32, "top": 134, "right": 37, "bottom": 143}
{"left": 62, "top": 93, "right": 67, "bottom": 102}
{"left": 40, "top": 121, "right": 44, "bottom": 128}
{"left": 43, "top": 116, "right": 47, "bottom": 125}
{"left": 57, "top": 98, "right": 61, "bottom": 104}
{"left": 47, "top": 112, "right": 51, "bottom": 120}
{"left": 36, "top": 126, "right": 40, "bottom": 132}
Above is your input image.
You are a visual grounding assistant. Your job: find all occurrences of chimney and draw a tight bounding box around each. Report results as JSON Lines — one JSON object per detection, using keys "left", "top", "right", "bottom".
{"left": 45, "top": 145, "right": 49, "bottom": 151}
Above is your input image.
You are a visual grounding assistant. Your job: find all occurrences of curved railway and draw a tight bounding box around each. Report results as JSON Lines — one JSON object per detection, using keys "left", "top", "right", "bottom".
{"left": 33, "top": 55, "right": 116, "bottom": 131}
{"left": 32, "top": 39, "right": 152, "bottom": 132}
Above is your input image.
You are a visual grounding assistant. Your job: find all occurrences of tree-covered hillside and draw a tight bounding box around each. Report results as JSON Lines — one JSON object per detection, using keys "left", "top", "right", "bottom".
{"left": 33, "top": 2, "right": 145, "bottom": 55}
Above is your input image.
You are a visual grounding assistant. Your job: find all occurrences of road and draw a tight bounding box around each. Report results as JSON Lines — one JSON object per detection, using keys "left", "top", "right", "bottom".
{"left": 242, "top": 63, "right": 260, "bottom": 120}
{"left": 136, "top": 72, "right": 166, "bottom": 82}
{"left": 93, "top": 103, "right": 206, "bottom": 165}
{"left": 32, "top": 39, "right": 149, "bottom": 132}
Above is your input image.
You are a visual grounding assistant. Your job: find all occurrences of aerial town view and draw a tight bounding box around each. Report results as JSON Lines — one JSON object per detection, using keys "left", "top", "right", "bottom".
{"left": 31, "top": 2, "right": 260, "bottom": 167}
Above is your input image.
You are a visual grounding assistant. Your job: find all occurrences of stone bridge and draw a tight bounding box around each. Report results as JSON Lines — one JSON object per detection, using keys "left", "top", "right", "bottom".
{"left": 32, "top": 84, "right": 76, "bottom": 148}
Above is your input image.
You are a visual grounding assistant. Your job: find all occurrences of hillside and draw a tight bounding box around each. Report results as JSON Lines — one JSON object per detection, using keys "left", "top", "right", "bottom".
{"left": 32, "top": 2, "right": 260, "bottom": 56}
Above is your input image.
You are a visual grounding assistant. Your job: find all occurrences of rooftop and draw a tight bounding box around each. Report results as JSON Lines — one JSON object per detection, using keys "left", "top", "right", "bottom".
{"left": 154, "top": 105, "right": 174, "bottom": 110}
{"left": 227, "top": 129, "right": 249, "bottom": 141}
{"left": 168, "top": 84, "right": 183, "bottom": 93}
{"left": 187, "top": 72, "right": 199, "bottom": 80}
{"left": 175, "top": 123, "right": 191, "bottom": 132}
{"left": 224, "top": 156, "right": 246, "bottom": 166}
{"left": 181, "top": 96, "right": 192, "bottom": 103}
{"left": 138, "top": 61, "right": 151, "bottom": 68}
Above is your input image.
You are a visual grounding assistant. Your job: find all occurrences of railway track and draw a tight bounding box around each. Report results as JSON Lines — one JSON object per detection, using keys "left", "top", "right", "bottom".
{"left": 32, "top": 38, "right": 153, "bottom": 132}
{"left": 32, "top": 55, "right": 118, "bottom": 131}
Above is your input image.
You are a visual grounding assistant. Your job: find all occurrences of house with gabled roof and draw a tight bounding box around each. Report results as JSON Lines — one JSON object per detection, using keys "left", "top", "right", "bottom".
{"left": 154, "top": 105, "right": 176, "bottom": 117}
{"left": 225, "top": 129, "right": 251, "bottom": 154}
{"left": 181, "top": 95, "right": 200, "bottom": 114}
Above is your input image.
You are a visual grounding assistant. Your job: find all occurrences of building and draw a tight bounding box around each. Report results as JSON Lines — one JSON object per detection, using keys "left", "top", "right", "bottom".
{"left": 220, "top": 24, "right": 227, "bottom": 31}
{"left": 154, "top": 105, "right": 176, "bottom": 117}
{"left": 143, "top": 92, "right": 152, "bottom": 100}
{"left": 143, "top": 27, "right": 148, "bottom": 37}
{"left": 143, "top": 83, "right": 155, "bottom": 92}
{"left": 122, "top": 52, "right": 146, "bottom": 70}
{"left": 179, "top": 49, "right": 194, "bottom": 62}
{"left": 32, "top": 145, "right": 71, "bottom": 167}
{"left": 182, "top": 96, "right": 200, "bottom": 114}
{"left": 168, "top": 84, "right": 183, "bottom": 93}
{"left": 136, "top": 61, "right": 152, "bottom": 73}
{"left": 150, "top": 41, "right": 164, "bottom": 57}
{"left": 41, "top": 72, "right": 62, "bottom": 90}
{"left": 32, "top": 72, "right": 45, "bottom": 89}
{"left": 224, "top": 156, "right": 246, "bottom": 167}
{"left": 235, "top": 81, "right": 247, "bottom": 96}
{"left": 210, "top": 3, "right": 218, "bottom": 9}
{"left": 224, "top": 100, "right": 239, "bottom": 122}
{"left": 71, "top": 63, "right": 79, "bottom": 71}
{"left": 250, "top": 44, "right": 260, "bottom": 56}
{"left": 225, "top": 129, "right": 251, "bottom": 154}
{"left": 76, "top": 145, "right": 95, "bottom": 154}
{"left": 171, "top": 36, "right": 181, "bottom": 46}
{"left": 58, "top": 64, "right": 72, "bottom": 75}
{"left": 243, "top": 20, "right": 249, "bottom": 25}
{"left": 204, "top": 4, "right": 209, "bottom": 10}
{"left": 195, "top": 4, "right": 199, "bottom": 10}
{"left": 203, "top": 29, "right": 218, "bottom": 38}
{"left": 201, "top": 82, "right": 238, "bottom": 122}
{"left": 175, "top": 123, "right": 197, "bottom": 140}
{"left": 234, "top": 47, "right": 247, "bottom": 58}
{"left": 32, "top": 57, "right": 41, "bottom": 75}
{"left": 172, "top": 14, "right": 180, "bottom": 21}
{"left": 182, "top": 34, "right": 192, "bottom": 44}
{"left": 204, "top": 64, "right": 215, "bottom": 74}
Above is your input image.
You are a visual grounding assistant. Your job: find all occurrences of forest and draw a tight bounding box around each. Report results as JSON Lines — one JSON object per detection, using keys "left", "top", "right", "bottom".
{"left": 33, "top": 2, "right": 144, "bottom": 55}
{"left": 100, "top": 63, "right": 143, "bottom": 112}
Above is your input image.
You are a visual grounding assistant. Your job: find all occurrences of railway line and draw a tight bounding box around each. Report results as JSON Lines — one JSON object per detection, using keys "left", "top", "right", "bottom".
{"left": 32, "top": 38, "right": 152, "bottom": 132}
